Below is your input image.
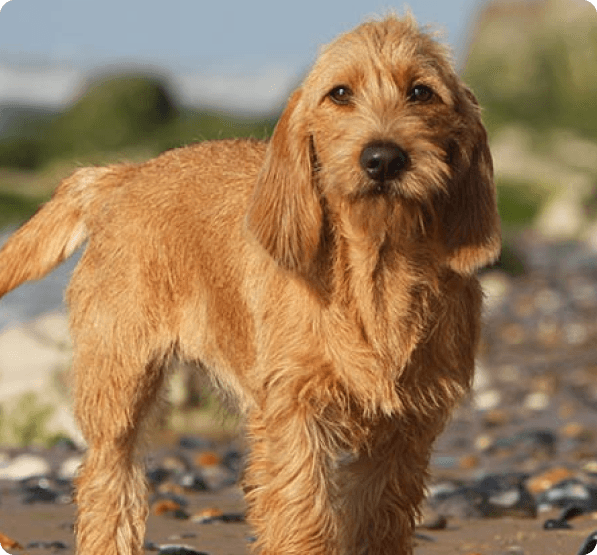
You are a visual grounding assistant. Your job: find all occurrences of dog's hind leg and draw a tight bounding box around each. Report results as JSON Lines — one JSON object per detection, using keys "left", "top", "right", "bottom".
{"left": 68, "top": 281, "right": 172, "bottom": 555}
{"left": 72, "top": 343, "right": 168, "bottom": 555}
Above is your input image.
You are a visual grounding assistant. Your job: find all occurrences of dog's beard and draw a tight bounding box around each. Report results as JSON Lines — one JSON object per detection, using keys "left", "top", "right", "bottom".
{"left": 350, "top": 164, "right": 448, "bottom": 203}
{"left": 352, "top": 176, "right": 413, "bottom": 200}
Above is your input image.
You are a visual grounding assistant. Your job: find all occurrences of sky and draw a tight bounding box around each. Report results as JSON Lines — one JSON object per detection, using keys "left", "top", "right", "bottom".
{"left": 0, "top": 0, "right": 493, "bottom": 114}
{"left": 0, "top": 0, "right": 595, "bottom": 113}
{"left": 0, "top": 0, "right": 482, "bottom": 70}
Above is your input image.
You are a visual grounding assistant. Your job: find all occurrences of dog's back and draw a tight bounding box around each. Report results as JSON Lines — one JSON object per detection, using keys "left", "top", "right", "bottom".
{"left": 0, "top": 138, "right": 266, "bottom": 300}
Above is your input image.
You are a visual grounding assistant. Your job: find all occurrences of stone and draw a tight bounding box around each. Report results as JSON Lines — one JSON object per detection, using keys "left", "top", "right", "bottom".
{"left": 527, "top": 467, "right": 575, "bottom": 495}
{"left": 191, "top": 509, "right": 244, "bottom": 524}
{"left": 537, "top": 479, "right": 597, "bottom": 512}
{"left": 157, "top": 546, "right": 210, "bottom": 555}
{"left": 58, "top": 455, "right": 83, "bottom": 480}
{"left": 178, "top": 436, "right": 214, "bottom": 451}
{"left": 474, "top": 389, "right": 502, "bottom": 411}
{"left": 151, "top": 498, "right": 189, "bottom": 520}
{"left": 524, "top": 391, "right": 551, "bottom": 411}
{"left": 194, "top": 451, "right": 221, "bottom": 467}
{"left": 577, "top": 530, "right": 597, "bottom": 555}
{"left": 176, "top": 472, "right": 208, "bottom": 492}
{"left": 417, "top": 507, "right": 448, "bottom": 530}
{"left": 459, "top": 454, "right": 480, "bottom": 470}
{"left": 201, "top": 465, "right": 236, "bottom": 491}
{"left": 222, "top": 449, "right": 243, "bottom": 476}
{"left": 25, "top": 541, "right": 68, "bottom": 549}
{"left": 0, "top": 532, "right": 23, "bottom": 550}
{"left": 192, "top": 507, "right": 224, "bottom": 523}
{"left": 0, "top": 454, "right": 50, "bottom": 480}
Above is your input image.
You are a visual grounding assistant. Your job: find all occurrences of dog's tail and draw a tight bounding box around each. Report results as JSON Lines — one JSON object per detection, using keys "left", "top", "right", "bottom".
{"left": 0, "top": 166, "right": 111, "bottom": 297}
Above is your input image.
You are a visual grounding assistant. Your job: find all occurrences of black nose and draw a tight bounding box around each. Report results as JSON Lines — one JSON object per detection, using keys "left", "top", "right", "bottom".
{"left": 359, "top": 141, "right": 409, "bottom": 182}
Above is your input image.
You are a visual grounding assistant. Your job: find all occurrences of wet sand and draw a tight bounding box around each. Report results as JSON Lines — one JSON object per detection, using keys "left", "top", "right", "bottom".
{"left": 1, "top": 488, "right": 596, "bottom": 554}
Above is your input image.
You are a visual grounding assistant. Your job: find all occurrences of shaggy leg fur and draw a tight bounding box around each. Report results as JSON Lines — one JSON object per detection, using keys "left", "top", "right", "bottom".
{"left": 69, "top": 272, "right": 170, "bottom": 555}
{"left": 338, "top": 427, "right": 432, "bottom": 555}
{"left": 245, "top": 409, "right": 341, "bottom": 555}
{"left": 73, "top": 349, "right": 167, "bottom": 554}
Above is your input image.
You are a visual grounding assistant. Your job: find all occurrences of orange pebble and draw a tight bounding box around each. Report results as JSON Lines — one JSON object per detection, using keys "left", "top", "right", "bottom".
{"left": 527, "top": 467, "right": 574, "bottom": 495}
{"left": 459, "top": 454, "right": 480, "bottom": 470}
{"left": 152, "top": 499, "right": 181, "bottom": 516}
{"left": 195, "top": 451, "right": 222, "bottom": 467}
{"left": 0, "top": 532, "right": 23, "bottom": 549}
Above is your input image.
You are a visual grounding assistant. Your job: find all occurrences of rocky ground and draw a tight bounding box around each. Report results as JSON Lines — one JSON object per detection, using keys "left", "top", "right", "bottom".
{"left": 2, "top": 236, "right": 597, "bottom": 555}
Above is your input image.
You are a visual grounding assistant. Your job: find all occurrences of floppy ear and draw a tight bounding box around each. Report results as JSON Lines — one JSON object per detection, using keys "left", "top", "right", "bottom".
{"left": 437, "top": 89, "right": 501, "bottom": 275}
{"left": 246, "top": 90, "right": 322, "bottom": 273}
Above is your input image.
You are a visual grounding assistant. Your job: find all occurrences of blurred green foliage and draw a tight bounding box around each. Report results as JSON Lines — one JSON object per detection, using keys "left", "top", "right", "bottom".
{"left": 0, "top": 191, "right": 42, "bottom": 227}
{"left": 464, "top": 1, "right": 597, "bottom": 141}
{"left": 0, "top": 73, "right": 276, "bottom": 172}
{"left": 462, "top": 0, "right": 597, "bottom": 273}
{"left": 47, "top": 74, "right": 179, "bottom": 157}
{"left": 497, "top": 178, "right": 550, "bottom": 228}
{"left": 495, "top": 178, "right": 550, "bottom": 275}
{"left": 0, "top": 137, "right": 47, "bottom": 170}
{"left": 0, "top": 391, "right": 57, "bottom": 446}
{"left": 0, "top": 73, "right": 277, "bottom": 225}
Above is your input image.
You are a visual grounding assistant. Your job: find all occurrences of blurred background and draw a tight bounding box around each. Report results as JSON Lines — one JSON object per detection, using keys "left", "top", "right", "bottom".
{"left": 0, "top": 0, "right": 596, "bottom": 449}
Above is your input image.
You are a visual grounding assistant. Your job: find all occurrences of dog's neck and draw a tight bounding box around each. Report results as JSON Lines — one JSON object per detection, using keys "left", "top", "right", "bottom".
{"left": 320, "top": 199, "right": 441, "bottom": 363}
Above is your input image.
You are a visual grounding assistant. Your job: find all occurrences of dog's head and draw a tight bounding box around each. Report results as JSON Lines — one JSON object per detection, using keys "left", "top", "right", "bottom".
{"left": 247, "top": 14, "right": 500, "bottom": 277}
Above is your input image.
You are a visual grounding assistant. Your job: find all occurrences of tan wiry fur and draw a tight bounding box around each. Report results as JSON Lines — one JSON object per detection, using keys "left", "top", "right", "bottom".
{"left": 0, "top": 14, "right": 500, "bottom": 555}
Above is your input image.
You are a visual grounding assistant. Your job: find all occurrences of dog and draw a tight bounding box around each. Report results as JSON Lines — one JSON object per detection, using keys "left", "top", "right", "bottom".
{"left": 0, "top": 13, "right": 500, "bottom": 555}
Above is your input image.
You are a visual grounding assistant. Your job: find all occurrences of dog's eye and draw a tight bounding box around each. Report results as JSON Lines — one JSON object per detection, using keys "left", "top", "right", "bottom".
{"left": 408, "top": 85, "right": 434, "bottom": 103}
{"left": 328, "top": 85, "right": 354, "bottom": 105}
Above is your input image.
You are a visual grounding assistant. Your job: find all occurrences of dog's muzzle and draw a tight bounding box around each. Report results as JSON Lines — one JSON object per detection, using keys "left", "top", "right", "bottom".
{"left": 360, "top": 141, "right": 409, "bottom": 185}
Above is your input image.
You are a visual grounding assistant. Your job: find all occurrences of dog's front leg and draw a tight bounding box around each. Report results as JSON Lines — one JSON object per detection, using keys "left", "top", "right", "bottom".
{"left": 336, "top": 425, "right": 429, "bottom": 555}
{"left": 244, "top": 392, "right": 344, "bottom": 555}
